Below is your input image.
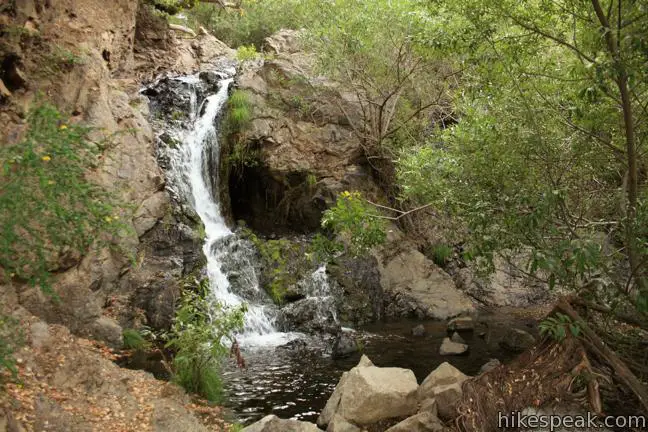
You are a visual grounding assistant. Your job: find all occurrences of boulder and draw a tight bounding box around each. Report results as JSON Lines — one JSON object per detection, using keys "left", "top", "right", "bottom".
{"left": 90, "top": 316, "right": 123, "bottom": 348}
{"left": 318, "top": 356, "right": 418, "bottom": 427}
{"left": 447, "top": 316, "right": 474, "bottom": 331}
{"left": 419, "top": 398, "right": 438, "bottom": 417}
{"left": 479, "top": 358, "right": 501, "bottom": 374}
{"left": 380, "top": 250, "right": 474, "bottom": 320}
{"left": 439, "top": 338, "right": 468, "bottom": 356}
{"left": 499, "top": 328, "right": 535, "bottom": 352}
{"left": 242, "top": 415, "right": 321, "bottom": 432}
{"left": 450, "top": 332, "right": 465, "bottom": 344}
{"left": 411, "top": 324, "right": 426, "bottom": 337}
{"left": 418, "top": 363, "right": 469, "bottom": 420}
{"left": 327, "top": 414, "right": 363, "bottom": 432}
{"left": 385, "top": 412, "right": 448, "bottom": 432}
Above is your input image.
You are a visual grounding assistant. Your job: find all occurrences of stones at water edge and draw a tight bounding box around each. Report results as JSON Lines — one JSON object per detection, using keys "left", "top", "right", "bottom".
{"left": 384, "top": 411, "right": 449, "bottom": 432}
{"left": 499, "top": 328, "right": 536, "bottom": 352}
{"left": 447, "top": 316, "right": 474, "bottom": 331}
{"left": 317, "top": 355, "right": 418, "bottom": 427}
{"left": 418, "top": 362, "right": 469, "bottom": 420}
{"left": 327, "top": 414, "right": 363, "bottom": 432}
{"left": 479, "top": 358, "right": 501, "bottom": 374}
{"left": 439, "top": 337, "right": 468, "bottom": 356}
{"left": 241, "top": 415, "right": 322, "bottom": 432}
{"left": 450, "top": 331, "right": 466, "bottom": 344}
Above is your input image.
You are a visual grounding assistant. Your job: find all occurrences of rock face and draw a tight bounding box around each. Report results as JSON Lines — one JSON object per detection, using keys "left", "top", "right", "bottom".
{"left": 242, "top": 415, "right": 322, "bottom": 432}
{"left": 318, "top": 356, "right": 418, "bottom": 427}
{"left": 380, "top": 249, "right": 475, "bottom": 320}
{"left": 418, "top": 362, "right": 469, "bottom": 420}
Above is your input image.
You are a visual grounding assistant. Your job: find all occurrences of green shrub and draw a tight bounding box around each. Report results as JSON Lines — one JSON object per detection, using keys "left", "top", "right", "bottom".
{"left": 166, "top": 277, "right": 245, "bottom": 402}
{"left": 223, "top": 90, "right": 258, "bottom": 172}
{"left": 429, "top": 244, "right": 453, "bottom": 267}
{"left": 236, "top": 45, "right": 259, "bottom": 62}
{"left": 122, "top": 328, "right": 150, "bottom": 351}
{"left": 0, "top": 104, "right": 129, "bottom": 292}
{"left": 321, "top": 191, "right": 386, "bottom": 256}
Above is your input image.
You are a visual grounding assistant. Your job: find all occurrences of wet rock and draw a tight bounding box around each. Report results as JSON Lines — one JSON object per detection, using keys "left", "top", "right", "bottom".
{"left": 479, "top": 358, "right": 501, "bottom": 374}
{"left": 447, "top": 316, "right": 474, "bottom": 331}
{"left": 450, "top": 332, "right": 465, "bottom": 344}
{"left": 242, "top": 414, "right": 321, "bottom": 432}
{"left": 385, "top": 411, "right": 448, "bottom": 432}
{"left": 411, "top": 324, "right": 426, "bottom": 337}
{"left": 328, "top": 256, "right": 383, "bottom": 326}
{"left": 282, "top": 297, "right": 340, "bottom": 335}
{"left": 418, "top": 362, "right": 469, "bottom": 420}
{"left": 439, "top": 338, "right": 468, "bottom": 356}
{"left": 319, "top": 363, "right": 418, "bottom": 426}
{"left": 499, "top": 328, "right": 536, "bottom": 353}
{"left": 332, "top": 331, "right": 359, "bottom": 358}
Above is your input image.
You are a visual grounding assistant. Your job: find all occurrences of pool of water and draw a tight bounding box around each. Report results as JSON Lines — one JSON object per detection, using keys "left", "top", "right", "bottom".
{"left": 223, "top": 315, "right": 535, "bottom": 424}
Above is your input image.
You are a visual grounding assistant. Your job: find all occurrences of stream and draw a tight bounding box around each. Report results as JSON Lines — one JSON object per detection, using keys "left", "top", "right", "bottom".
{"left": 145, "top": 65, "right": 533, "bottom": 426}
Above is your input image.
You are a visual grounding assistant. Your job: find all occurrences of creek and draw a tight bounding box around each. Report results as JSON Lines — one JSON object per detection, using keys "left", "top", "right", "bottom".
{"left": 145, "top": 66, "right": 532, "bottom": 426}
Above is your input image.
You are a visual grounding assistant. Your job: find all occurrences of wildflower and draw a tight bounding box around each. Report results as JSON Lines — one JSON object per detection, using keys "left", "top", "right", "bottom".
{"left": 59, "top": 124, "right": 68, "bottom": 130}
{"left": 104, "top": 216, "right": 113, "bottom": 223}
{"left": 41, "top": 155, "right": 51, "bottom": 162}
{"left": 113, "top": 215, "right": 120, "bottom": 220}
{"left": 47, "top": 180, "right": 55, "bottom": 185}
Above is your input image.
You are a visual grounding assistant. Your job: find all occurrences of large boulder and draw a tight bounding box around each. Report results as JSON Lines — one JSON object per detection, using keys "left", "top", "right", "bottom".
{"left": 418, "top": 363, "right": 469, "bottom": 420}
{"left": 318, "top": 356, "right": 418, "bottom": 427}
{"left": 242, "top": 415, "right": 322, "bottom": 432}
{"left": 385, "top": 412, "right": 449, "bottom": 432}
{"left": 380, "top": 249, "right": 474, "bottom": 320}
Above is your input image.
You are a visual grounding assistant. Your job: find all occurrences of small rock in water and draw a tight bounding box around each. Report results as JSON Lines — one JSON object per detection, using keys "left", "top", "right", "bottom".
{"left": 332, "top": 332, "right": 358, "bottom": 358}
{"left": 447, "top": 316, "right": 474, "bottom": 331}
{"left": 479, "top": 358, "right": 501, "bottom": 374}
{"left": 411, "top": 324, "right": 426, "bottom": 337}
{"left": 450, "top": 332, "right": 465, "bottom": 344}
{"left": 439, "top": 337, "right": 468, "bottom": 356}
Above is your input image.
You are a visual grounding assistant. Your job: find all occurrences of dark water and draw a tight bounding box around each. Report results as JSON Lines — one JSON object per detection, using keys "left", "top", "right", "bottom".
{"left": 223, "top": 316, "right": 534, "bottom": 425}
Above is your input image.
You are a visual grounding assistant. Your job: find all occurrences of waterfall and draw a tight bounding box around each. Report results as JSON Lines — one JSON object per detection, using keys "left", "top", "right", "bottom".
{"left": 156, "top": 70, "right": 295, "bottom": 346}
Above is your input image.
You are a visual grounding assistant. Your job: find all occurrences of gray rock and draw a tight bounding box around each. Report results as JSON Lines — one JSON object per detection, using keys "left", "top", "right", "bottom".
{"left": 419, "top": 398, "right": 438, "bottom": 417}
{"left": 90, "top": 316, "right": 123, "bottom": 348}
{"left": 499, "top": 328, "right": 535, "bottom": 352}
{"left": 479, "top": 358, "right": 501, "bottom": 374}
{"left": 450, "top": 332, "right": 465, "bottom": 344}
{"left": 418, "top": 362, "right": 469, "bottom": 420}
{"left": 439, "top": 338, "right": 468, "bottom": 356}
{"left": 447, "top": 316, "right": 474, "bottom": 331}
{"left": 385, "top": 411, "right": 448, "bottom": 432}
{"left": 242, "top": 415, "right": 321, "bottom": 432}
{"left": 411, "top": 324, "right": 426, "bottom": 337}
{"left": 30, "top": 322, "right": 51, "bottom": 350}
{"left": 326, "top": 414, "right": 362, "bottom": 432}
{"left": 332, "top": 332, "right": 359, "bottom": 358}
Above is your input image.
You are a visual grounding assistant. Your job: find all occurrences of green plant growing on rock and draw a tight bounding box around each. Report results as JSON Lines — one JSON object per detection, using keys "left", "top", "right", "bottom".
{"left": 0, "top": 103, "right": 130, "bottom": 293}
{"left": 321, "top": 191, "right": 386, "bottom": 256}
{"left": 429, "top": 244, "right": 453, "bottom": 267}
{"left": 165, "top": 276, "right": 245, "bottom": 402}
{"left": 223, "top": 89, "right": 258, "bottom": 172}
{"left": 236, "top": 45, "right": 258, "bottom": 62}
{"left": 122, "top": 328, "right": 151, "bottom": 351}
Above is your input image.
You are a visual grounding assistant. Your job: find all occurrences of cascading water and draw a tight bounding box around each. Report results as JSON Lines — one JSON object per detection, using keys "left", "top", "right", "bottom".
{"left": 154, "top": 69, "right": 293, "bottom": 346}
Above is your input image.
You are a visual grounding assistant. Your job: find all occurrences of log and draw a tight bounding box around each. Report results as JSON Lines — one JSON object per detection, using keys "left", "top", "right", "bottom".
{"left": 169, "top": 24, "right": 196, "bottom": 38}
{"left": 557, "top": 299, "right": 648, "bottom": 414}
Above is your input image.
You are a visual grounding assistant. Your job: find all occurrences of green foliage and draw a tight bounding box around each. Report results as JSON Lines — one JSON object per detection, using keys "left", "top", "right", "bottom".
{"left": 0, "top": 314, "right": 23, "bottom": 382}
{"left": 122, "top": 328, "right": 150, "bottom": 351}
{"left": 0, "top": 104, "right": 130, "bottom": 292}
{"left": 241, "top": 228, "right": 315, "bottom": 304}
{"left": 308, "top": 233, "right": 344, "bottom": 263}
{"left": 223, "top": 90, "right": 258, "bottom": 172}
{"left": 539, "top": 313, "right": 581, "bottom": 342}
{"left": 235, "top": 45, "right": 258, "bottom": 62}
{"left": 165, "top": 276, "right": 245, "bottom": 402}
{"left": 321, "top": 191, "right": 386, "bottom": 256}
{"left": 147, "top": 0, "right": 198, "bottom": 15}
{"left": 429, "top": 244, "right": 453, "bottom": 267}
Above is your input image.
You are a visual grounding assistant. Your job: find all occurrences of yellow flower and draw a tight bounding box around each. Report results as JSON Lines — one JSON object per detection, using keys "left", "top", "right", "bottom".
{"left": 341, "top": 191, "right": 351, "bottom": 198}
{"left": 41, "top": 155, "right": 51, "bottom": 162}
{"left": 104, "top": 216, "right": 113, "bottom": 223}
{"left": 113, "top": 215, "right": 120, "bottom": 220}
{"left": 59, "top": 124, "right": 68, "bottom": 130}
{"left": 47, "top": 180, "right": 55, "bottom": 185}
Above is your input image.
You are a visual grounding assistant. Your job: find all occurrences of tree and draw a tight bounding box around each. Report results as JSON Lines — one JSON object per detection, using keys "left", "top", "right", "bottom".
{"left": 399, "top": 0, "right": 647, "bottom": 308}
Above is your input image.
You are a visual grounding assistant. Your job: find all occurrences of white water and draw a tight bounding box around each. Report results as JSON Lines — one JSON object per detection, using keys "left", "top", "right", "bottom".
{"left": 165, "top": 73, "right": 295, "bottom": 346}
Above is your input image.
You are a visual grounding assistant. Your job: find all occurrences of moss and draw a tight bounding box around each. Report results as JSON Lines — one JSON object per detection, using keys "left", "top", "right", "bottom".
{"left": 240, "top": 228, "right": 314, "bottom": 305}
